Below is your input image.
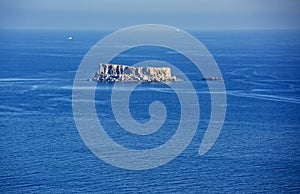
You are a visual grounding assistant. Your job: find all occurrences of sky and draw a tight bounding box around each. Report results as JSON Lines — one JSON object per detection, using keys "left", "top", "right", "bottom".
{"left": 0, "top": 0, "right": 299, "bottom": 30}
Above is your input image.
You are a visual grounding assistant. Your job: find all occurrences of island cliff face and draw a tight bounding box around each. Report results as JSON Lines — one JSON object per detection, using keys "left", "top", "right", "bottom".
{"left": 90, "top": 63, "right": 181, "bottom": 82}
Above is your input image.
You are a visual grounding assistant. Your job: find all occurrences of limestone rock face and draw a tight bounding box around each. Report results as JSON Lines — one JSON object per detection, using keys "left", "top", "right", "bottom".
{"left": 90, "top": 63, "right": 181, "bottom": 82}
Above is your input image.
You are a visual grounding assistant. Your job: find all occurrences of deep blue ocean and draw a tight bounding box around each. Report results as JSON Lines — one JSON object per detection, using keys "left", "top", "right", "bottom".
{"left": 0, "top": 29, "right": 299, "bottom": 193}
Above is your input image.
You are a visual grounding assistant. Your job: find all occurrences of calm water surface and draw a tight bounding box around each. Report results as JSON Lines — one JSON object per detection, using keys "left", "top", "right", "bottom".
{"left": 0, "top": 30, "right": 299, "bottom": 193}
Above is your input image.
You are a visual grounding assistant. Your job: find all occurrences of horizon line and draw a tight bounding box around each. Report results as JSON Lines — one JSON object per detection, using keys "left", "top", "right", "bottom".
{"left": 1, "top": 26, "right": 300, "bottom": 32}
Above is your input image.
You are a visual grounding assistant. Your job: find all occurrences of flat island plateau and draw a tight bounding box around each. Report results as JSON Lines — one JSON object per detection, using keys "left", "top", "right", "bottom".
{"left": 89, "top": 63, "right": 182, "bottom": 82}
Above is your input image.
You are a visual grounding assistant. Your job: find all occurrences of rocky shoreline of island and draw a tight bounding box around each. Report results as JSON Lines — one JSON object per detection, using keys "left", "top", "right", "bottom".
{"left": 89, "top": 63, "right": 182, "bottom": 82}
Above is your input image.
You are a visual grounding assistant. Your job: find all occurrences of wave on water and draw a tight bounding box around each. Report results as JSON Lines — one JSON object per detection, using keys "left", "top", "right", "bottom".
{"left": 0, "top": 78, "right": 46, "bottom": 82}
{"left": 0, "top": 105, "right": 40, "bottom": 116}
{"left": 228, "top": 91, "right": 300, "bottom": 104}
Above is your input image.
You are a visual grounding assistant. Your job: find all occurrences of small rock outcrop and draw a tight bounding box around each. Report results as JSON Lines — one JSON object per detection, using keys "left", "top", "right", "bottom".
{"left": 201, "top": 77, "right": 224, "bottom": 81}
{"left": 89, "top": 63, "right": 182, "bottom": 82}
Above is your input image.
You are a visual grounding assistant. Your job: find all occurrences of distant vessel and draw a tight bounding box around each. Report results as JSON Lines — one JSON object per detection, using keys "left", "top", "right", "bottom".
{"left": 68, "top": 36, "right": 73, "bottom": 40}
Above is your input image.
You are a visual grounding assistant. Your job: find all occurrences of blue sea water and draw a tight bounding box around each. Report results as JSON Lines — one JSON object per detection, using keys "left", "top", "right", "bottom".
{"left": 0, "top": 29, "right": 300, "bottom": 193}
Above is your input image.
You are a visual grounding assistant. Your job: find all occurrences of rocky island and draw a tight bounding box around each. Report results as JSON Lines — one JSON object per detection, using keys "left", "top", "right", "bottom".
{"left": 89, "top": 63, "right": 182, "bottom": 82}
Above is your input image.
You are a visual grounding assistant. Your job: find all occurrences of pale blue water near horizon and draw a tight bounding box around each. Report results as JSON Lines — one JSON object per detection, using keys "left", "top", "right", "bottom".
{"left": 0, "top": 29, "right": 299, "bottom": 193}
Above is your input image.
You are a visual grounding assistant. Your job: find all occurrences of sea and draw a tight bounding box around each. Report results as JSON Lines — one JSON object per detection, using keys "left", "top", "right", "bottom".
{"left": 0, "top": 29, "right": 299, "bottom": 193}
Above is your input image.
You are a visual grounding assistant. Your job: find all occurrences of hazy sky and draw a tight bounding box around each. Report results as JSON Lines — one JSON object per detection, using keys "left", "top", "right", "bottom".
{"left": 1, "top": 0, "right": 299, "bottom": 30}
